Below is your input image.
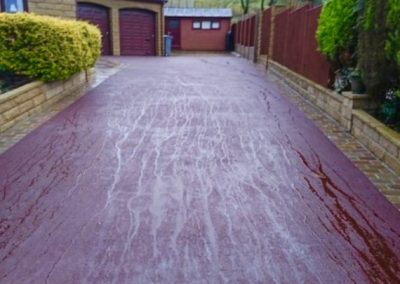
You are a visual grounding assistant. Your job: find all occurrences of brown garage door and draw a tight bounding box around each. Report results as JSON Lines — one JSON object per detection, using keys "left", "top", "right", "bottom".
{"left": 77, "top": 3, "right": 111, "bottom": 55}
{"left": 119, "top": 9, "right": 155, "bottom": 56}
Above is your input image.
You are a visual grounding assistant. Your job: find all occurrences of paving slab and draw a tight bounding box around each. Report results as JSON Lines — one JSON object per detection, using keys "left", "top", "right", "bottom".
{"left": 0, "top": 56, "right": 400, "bottom": 283}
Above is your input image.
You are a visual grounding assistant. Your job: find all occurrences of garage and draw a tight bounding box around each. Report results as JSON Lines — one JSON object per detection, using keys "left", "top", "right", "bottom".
{"left": 77, "top": 3, "right": 111, "bottom": 55}
{"left": 119, "top": 9, "right": 156, "bottom": 56}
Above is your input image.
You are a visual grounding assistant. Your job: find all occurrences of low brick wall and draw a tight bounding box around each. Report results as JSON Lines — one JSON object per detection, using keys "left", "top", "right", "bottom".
{"left": 267, "top": 60, "right": 379, "bottom": 129}
{"left": 264, "top": 59, "right": 399, "bottom": 175}
{"left": 0, "top": 69, "right": 95, "bottom": 133}
{"left": 268, "top": 60, "right": 344, "bottom": 124}
{"left": 352, "top": 110, "right": 400, "bottom": 174}
{"left": 235, "top": 44, "right": 255, "bottom": 62}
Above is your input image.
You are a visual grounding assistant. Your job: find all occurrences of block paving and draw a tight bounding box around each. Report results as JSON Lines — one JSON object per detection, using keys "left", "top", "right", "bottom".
{"left": 1, "top": 56, "right": 399, "bottom": 282}
{"left": 1, "top": 56, "right": 399, "bottom": 210}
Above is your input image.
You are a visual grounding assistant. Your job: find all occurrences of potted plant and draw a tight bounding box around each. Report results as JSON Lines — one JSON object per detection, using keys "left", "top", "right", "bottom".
{"left": 380, "top": 89, "right": 400, "bottom": 126}
{"left": 348, "top": 68, "right": 366, "bottom": 94}
{"left": 334, "top": 67, "right": 351, "bottom": 94}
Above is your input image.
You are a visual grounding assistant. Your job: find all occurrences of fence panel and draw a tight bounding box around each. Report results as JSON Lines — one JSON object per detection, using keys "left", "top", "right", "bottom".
{"left": 272, "top": 6, "right": 329, "bottom": 87}
{"left": 287, "top": 6, "right": 309, "bottom": 73}
{"left": 245, "top": 18, "right": 251, "bottom": 46}
{"left": 234, "top": 5, "right": 330, "bottom": 88}
{"left": 232, "top": 23, "right": 238, "bottom": 45}
{"left": 250, "top": 16, "right": 256, "bottom": 47}
{"left": 239, "top": 21, "right": 243, "bottom": 45}
{"left": 302, "top": 6, "right": 330, "bottom": 87}
{"left": 243, "top": 20, "right": 247, "bottom": 46}
{"left": 273, "top": 9, "right": 290, "bottom": 65}
{"left": 235, "top": 15, "right": 259, "bottom": 48}
{"left": 285, "top": 8, "right": 297, "bottom": 69}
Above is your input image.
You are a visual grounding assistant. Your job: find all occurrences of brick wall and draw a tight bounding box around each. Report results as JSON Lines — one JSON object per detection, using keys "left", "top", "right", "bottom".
{"left": 352, "top": 110, "right": 400, "bottom": 174}
{"left": 180, "top": 18, "right": 230, "bottom": 51}
{"left": 29, "top": 0, "right": 76, "bottom": 19}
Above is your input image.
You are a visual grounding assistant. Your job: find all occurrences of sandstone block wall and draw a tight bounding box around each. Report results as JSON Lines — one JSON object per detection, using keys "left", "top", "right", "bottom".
{"left": 0, "top": 69, "right": 94, "bottom": 133}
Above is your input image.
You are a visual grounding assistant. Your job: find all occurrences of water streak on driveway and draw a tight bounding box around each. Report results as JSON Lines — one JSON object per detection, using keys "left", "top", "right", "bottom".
{"left": 1, "top": 56, "right": 400, "bottom": 283}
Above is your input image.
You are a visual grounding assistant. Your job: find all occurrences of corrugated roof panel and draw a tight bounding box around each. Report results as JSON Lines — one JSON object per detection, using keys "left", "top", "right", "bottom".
{"left": 164, "top": 8, "right": 233, "bottom": 18}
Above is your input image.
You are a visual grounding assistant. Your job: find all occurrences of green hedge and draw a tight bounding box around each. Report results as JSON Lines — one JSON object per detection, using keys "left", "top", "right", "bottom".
{"left": 0, "top": 13, "right": 101, "bottom": 82}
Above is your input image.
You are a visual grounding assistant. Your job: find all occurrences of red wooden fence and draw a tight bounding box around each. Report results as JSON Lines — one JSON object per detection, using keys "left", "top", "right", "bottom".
{"left": 232, "top": 23, "right": 238, "bottom": 45}
{"left": 272, "top": 6, "right": 330, "bottom": 87}
{"left": 235, "top": 15, "right": 257, "bottom": 47}
{"left": 235, "top": 5, "right": 330, "bottom": 88}
{"left": 249, "top": 16, "right": 256, "bottom": 47}
{"left": 260, "top": 8, "right": 272, "bottom": 55}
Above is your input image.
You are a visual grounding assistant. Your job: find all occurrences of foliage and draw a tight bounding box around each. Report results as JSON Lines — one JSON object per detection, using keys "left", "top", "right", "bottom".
{"left": 334, "top": 67, "right": 351, "bottom": 93}
{"left": 379, "top": 89, "right": 400, "bottom": 131}
{"left": 0, "top": 13, "right": 101, "bottom": 82}
{"left": 167, "top": 0, "right": 271, "bottom": 16}
{"left": 386, "top": 0, "right": 400, "bottom": 66}
{"left": 316, "top": 0, "right": 358, "bottom": 60}
{"left": 358, "top": 0, "right": 390, "bottom": 99}
{"left": 348, "top": 67, "right": 362, "bottom": 80}
{"left": 240, "top": 0, "right": 250, "bottom": 14}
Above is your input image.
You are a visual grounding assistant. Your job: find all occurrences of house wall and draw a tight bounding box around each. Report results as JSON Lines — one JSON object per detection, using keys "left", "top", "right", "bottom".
{"left": 29, "top": 0, "right": 76, "bottom": 18}
{"left": 0, "top": 0, "right": 75, "bottom": 17}
{"left": 179, "top": 17, "right": 230, "bottom": 51}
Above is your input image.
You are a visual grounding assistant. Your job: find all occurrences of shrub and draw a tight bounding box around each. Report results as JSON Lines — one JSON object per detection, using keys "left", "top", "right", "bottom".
{"left": 386, "top": 0, "right": 400, "bottom": 66}
{"left": 316, "top": 0, "right": 358, "bottom": 60}
{"left": 0, "top": 13, "right": 101, "bottom": 82}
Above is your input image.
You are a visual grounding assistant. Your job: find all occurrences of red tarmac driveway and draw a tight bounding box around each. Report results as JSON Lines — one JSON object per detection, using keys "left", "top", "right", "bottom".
{"left": 1, "top": 56, "right": 400, "bottom": 283}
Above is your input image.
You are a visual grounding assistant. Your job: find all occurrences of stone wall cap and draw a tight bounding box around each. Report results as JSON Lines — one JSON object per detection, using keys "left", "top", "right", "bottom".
{"left": 342, "top": 91, "right": 370, "bottom": 100}
{"left": 353, "top": 110, "right": 400, "bottom": 148}
{"left": 269, "top": 59, "right": 343, "bottom": 102}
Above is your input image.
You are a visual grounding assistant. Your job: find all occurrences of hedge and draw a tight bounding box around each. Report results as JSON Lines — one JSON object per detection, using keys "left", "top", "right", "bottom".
{"left": 0, "top": 13, "right": 101, "bottom": 82}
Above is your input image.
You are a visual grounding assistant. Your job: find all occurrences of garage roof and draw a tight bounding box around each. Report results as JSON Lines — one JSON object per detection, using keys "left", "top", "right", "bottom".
{"left": 164, "top": 8, "right": 233, "bottom": 18}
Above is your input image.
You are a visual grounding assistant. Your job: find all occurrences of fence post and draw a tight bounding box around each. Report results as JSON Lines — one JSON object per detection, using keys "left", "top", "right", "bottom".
{"left": 239, "top": 17, "right": 243, "bottom": 56}
{"left": 253, "top": 11, "right": 262, "bottom": 63}
{"left": 268, "top": 5, "right": 287, "bottom": 62}
{"left": 245, "top": 17, "right": 250, "bottom": 59}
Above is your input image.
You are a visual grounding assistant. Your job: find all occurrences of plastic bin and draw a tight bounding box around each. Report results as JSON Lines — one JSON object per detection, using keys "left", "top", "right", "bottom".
{"left": 164, "top": 35, "right": 173, "bottom": 57}
{"left": 226, "top": 31, "right": 234, "bottom": 52}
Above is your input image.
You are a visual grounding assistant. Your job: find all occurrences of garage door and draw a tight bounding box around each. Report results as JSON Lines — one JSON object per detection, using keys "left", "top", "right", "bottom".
{"left": 119, "top": 9, "right": 155, "bottom": 56}
{"left": 77, "top": 3, "right": 111, "bottom": 55}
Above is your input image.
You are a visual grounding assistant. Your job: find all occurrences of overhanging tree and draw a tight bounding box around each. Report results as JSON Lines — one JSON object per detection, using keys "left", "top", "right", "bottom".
{"left": 240, "top": 0, "right": 250, "bottom": 14}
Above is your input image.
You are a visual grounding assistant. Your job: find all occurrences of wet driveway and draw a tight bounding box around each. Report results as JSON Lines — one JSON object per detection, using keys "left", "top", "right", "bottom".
{"left": 1, "top": 56, "right": 400, "bottom": 283}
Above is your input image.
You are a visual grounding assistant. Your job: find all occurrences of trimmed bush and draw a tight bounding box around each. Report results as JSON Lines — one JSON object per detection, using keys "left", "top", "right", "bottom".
{"left": 0, "top": 13, "right": 101, "bottom": 82}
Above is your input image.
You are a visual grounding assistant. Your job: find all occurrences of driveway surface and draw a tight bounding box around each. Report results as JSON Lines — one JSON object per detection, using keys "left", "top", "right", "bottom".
{"left": 1, "top": 56, "right": 400, "bottom": 283}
